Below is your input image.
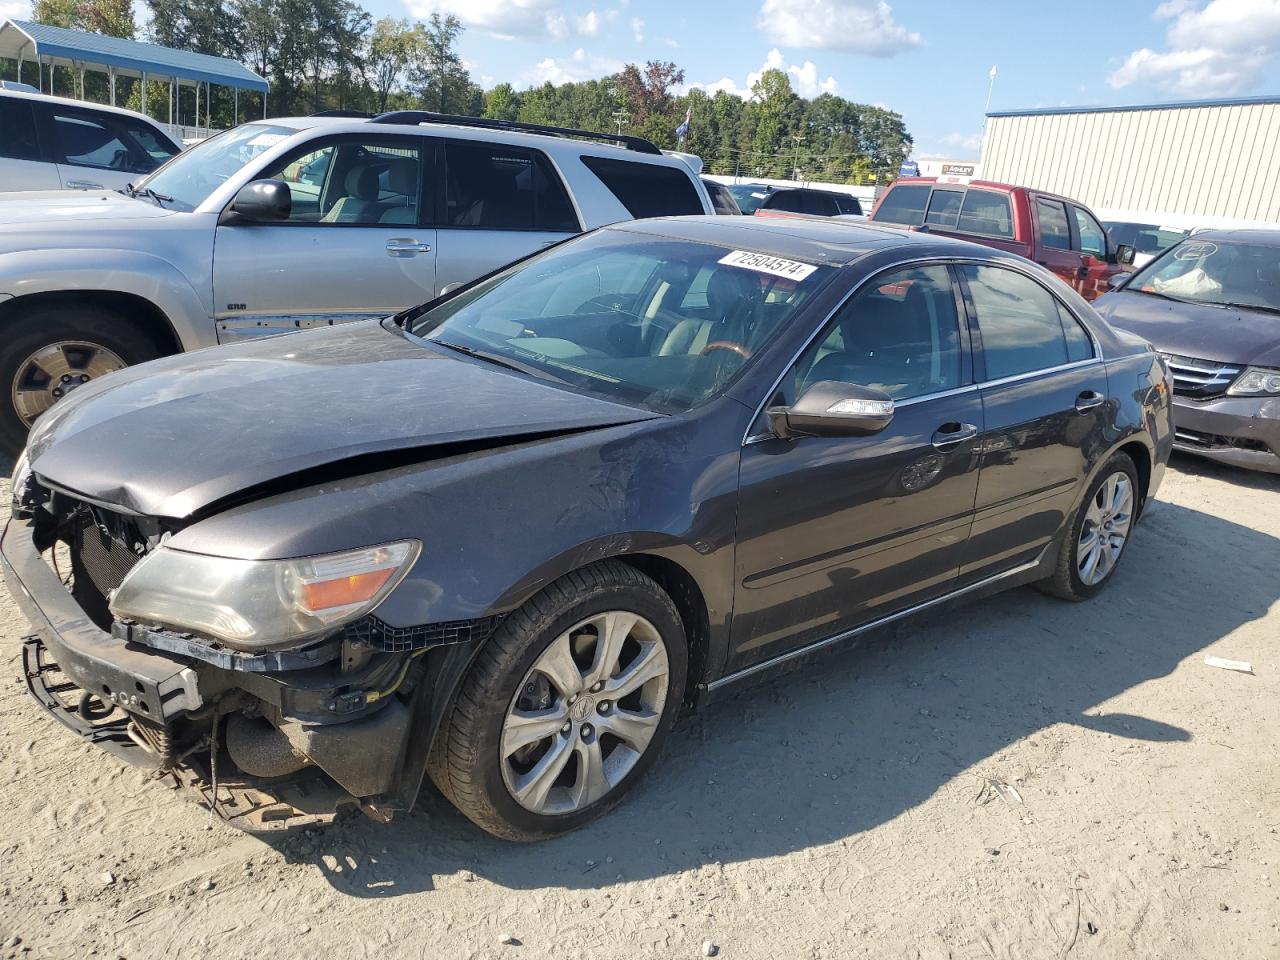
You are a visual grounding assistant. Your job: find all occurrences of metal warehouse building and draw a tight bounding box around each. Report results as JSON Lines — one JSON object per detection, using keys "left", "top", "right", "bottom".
{"left": 980, "top": 96, "right": 1280, "bottom": 222}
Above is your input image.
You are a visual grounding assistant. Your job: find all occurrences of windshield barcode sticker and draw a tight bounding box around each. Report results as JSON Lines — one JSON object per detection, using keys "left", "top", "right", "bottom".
{"left": 719, "top": 250, "right": 818, "bottom": 280}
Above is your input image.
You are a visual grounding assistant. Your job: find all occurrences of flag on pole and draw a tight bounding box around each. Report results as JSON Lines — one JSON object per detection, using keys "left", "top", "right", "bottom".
{"left": 675, "top": 106, "right": 691, "bottom": 142}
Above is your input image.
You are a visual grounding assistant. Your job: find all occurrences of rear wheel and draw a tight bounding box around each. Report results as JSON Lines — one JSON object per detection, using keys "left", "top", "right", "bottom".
{"left": 0, "top": 304, "right": 163, "bottom": 455}
{"left": 1037, "top": 452, "right": 1139, "bottom": 601}
{"left": 430, "top": 561, "right": 687, "bottom": 841}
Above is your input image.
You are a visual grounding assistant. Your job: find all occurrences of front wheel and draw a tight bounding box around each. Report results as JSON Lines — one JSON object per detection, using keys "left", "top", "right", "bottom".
{"left": 0, "top": 304, "right": 163, "bottom": 455}
{"left": 430, "top": 561, "right": 688, "bottom": 841}
{"left": 1037, "top": 452, "right": 1139, "bottom": 601}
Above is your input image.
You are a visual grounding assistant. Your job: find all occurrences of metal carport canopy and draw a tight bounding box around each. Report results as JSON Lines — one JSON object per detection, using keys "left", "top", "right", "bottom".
{"left": 0, "top": 19, "right": 268, "bottom": 93}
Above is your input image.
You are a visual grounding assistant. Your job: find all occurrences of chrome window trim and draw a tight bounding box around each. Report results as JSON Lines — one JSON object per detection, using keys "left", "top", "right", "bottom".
{"left": 978, "top": 356, "right": 1103, "bottom": 390}
{"left": 741, "top": 254, "right": 1106, "bottom": 446}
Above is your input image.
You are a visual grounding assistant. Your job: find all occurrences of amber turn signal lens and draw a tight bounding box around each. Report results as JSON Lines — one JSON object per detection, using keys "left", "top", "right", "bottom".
{"left": 301, "top": 567, "right": 395, "bottom": 611}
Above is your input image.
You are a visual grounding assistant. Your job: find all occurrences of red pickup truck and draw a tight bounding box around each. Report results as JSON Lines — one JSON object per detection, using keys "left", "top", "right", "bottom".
{"left": 869, "top": 177, "right": 1135, "bottom": 300}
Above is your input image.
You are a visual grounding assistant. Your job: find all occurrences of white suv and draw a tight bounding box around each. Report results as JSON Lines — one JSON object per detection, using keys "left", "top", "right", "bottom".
{"left": 0, "top": 111, "right": 713, "bottom": 452}
{"left": 0, "top": 88, "right": 181, "bottom": 193}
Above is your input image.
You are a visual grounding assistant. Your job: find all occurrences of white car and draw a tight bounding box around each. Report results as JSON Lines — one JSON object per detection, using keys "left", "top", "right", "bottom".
{"left": 0, "top": 88, "right": 181, "bottom": 193}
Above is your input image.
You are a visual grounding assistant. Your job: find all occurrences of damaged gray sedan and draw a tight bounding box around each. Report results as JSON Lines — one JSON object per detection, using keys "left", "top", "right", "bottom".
{"left": 3, "top": 217, "right": 1171, "bottom": 839}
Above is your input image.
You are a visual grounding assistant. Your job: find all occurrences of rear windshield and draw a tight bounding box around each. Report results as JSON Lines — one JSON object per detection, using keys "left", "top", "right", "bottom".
{"left": 408, "top": 229, "right": 832, "bottom": 413}
{"left": 581, "top": 156, "right": 703, "bottom": 218}
{"left": 872, "top": 183, "right": 929, "bottom": 226}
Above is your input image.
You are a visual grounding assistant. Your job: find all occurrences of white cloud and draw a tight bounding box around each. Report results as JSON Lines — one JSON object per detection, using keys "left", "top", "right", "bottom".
{"left": 526, "top": 48, "right": 625, "bottom": 85}
{"left": 406, "top": 0, "right": 614, "bottom": 41}
{"left": 630, "top": 16, "right": 644, "bottom": 41}
{"left": 940, "top": 132, "right": 982, "bottom": 152}
{"left": 1108, "top": 0, "right": 1280, "bottom": 95}
{"left": 687, "top": 48, "right": 838, "bottom": 99}
{"left": 0, "top": 0, "right": 30, "bottom": 19}
{"left": 757, "top": 0, "right": 921, "bottom": 55}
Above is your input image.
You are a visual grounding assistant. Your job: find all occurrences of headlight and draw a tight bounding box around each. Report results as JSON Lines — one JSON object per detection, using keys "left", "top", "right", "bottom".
{"left": 1226, "top": 366, "right": 1280, "bottom": 397}
{"left": 10, "top": 447, "right": 31, "bottom": 503}
{"left": 109, "top": 540, "right": 420, "bottom": 650}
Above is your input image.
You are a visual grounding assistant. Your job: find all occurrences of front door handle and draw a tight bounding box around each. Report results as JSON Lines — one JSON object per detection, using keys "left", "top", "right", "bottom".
{"left": 65, "top": 179, "right": 104, "bottom": 190}
{"left": 385, "top": 238, "right": 432, "bottom": 257}
{"left": 1075, "top": 390, "right": 1105, "bottom": 413}
{"left": 931, "top": 422, "right": 979, "bottom": 450}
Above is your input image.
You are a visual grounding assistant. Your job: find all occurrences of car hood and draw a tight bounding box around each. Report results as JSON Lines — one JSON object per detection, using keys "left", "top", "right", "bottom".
{"left": 27, "top": 320, "right": 661, "bottom": 519}
{"left": 1094, "top": 289, "right": 1280, "bottom": 366}
{"left": 0, "top": 189, "right": 176, "bottom": 226}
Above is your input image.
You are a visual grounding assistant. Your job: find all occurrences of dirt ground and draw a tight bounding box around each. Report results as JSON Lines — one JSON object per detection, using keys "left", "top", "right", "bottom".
{"left": 0, "top": 454, "right": 1277, "bottom": 960}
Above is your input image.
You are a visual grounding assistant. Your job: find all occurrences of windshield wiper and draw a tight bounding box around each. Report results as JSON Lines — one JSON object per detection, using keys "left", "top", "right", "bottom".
{"left": 1214, "top": 301, "right": 1280, "bottom": 316}
{"left": 1134, "top": 287, "right": 1199, "bottom": 305}
{"left": 123, "top": 183, "right": 173, "bottom": 207}
{"left": 431, "top": 339, "right": 566, "bottom": 383}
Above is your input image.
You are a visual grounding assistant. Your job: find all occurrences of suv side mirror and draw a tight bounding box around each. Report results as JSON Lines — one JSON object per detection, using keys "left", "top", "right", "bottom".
{"left": 223, "top": 179, "right": 292, "bottom": 223}
{"left": 1114, "top": 243, "right": 1136, "bottom": 266}
{"left": 767, "top": 381, "right": 894, "bottom": 439}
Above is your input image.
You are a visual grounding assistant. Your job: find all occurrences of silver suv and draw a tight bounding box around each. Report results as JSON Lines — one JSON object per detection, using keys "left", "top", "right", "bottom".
{"left": 0, "top": 111, "right": 712, "bottom": 452}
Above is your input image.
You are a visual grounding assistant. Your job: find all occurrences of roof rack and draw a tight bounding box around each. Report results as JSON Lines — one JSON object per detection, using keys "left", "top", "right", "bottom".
{"left": 311, "top": 109, "right": 374, "bottom": 118}
{"left": 370, "top": 110, "right": 662, "bottom": 155}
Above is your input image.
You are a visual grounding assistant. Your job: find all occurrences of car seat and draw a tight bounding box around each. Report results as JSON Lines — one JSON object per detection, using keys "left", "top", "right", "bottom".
{"left": 321, "top": 166, "right": 382, "bottom": 223}
{"left": 657, "top": 269, "right": 763, "bottom": 356}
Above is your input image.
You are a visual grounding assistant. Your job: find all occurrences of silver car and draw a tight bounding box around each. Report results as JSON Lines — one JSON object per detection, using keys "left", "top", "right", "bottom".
{"left": 0, "top": 112, "right": 713, "bottom": 453}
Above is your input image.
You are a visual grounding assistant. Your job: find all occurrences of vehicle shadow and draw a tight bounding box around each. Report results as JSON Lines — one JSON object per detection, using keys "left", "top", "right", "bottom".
{"left": 1170, "top": 449, "right": 1280, "bottom": 489}
{"left": 259, "top": 499, "right": 1279, "bottom": 896}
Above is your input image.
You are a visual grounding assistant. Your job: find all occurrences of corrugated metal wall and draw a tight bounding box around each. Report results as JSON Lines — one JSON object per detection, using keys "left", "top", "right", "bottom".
{"left": 981, "top": 101, "right": 1280, "bottom": 221}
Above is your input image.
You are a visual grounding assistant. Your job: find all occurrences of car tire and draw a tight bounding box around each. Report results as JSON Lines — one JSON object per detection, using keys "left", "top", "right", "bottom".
{"left": 0, "top": 303, "right": 163, "bottom": 456}
{"left": 1036, "top": 452, "right": 1140, "bottom": 602}
{"left": 429, "top": 561, "right": 688, "bottom": 841}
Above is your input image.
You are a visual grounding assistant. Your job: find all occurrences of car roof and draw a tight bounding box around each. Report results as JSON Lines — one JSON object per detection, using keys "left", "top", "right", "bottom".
{"left": 607, "top": 215, "right": 1004, "bottom": 266}
{"left": 260, "top": 115, "right": 693, "bottom": 167}
{"left": 891, "top": 176, "right": 1028, "bottom": 195}
{"left": 0, "top": 87, "right": 172, "bottom": 129}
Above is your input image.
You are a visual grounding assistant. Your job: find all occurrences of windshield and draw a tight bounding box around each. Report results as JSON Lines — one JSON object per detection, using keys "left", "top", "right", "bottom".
{"left": 1128, "top": 238, "right": 1280, "bottom": 312}
{"left": 1103, "top": 221, "right": 1189, "bottom": 257}
{"left": 727, "top": 184, "right": 771, "bottom": 215}
{"left": 134, "top": 124, "right": 295, "bottom": 212}
{"left": 408, "top": 229, "right": 831, "bottom": 414}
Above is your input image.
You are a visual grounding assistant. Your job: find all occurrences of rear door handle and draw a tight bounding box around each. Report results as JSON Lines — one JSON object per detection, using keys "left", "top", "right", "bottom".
{"left": 931, "top": 422, "right": 979, "bottom": 450}
{"left": 385, "top": 238, "right": 432, "bottom": 257}
{"left": 1075, "top": 390, "right": 1105, "bottom": 413}
{"left": 65, "top": 179, "right": 104, "bottom": 190}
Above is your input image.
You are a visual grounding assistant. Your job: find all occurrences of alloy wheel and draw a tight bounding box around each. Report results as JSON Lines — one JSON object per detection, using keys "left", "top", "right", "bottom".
{"left": 11, "top": 340, "right": 127, "bottom": 426}
{"left": 1077, "top": 471, "right": 1134, "bottom": 586}
{"left": 500, "top": 611, "right": 670, "bottom": 815}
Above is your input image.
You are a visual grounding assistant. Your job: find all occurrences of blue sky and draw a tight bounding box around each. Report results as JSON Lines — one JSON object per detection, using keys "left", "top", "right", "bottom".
{"left": 353, "top": 0, "right": 1280, "bottom": 161}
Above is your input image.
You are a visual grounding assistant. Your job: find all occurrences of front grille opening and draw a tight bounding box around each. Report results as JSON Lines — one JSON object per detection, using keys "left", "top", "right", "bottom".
{"left": 1175, "top": 428, "right": 1270, "bottom": 452}
{"left": 1163, "top": 353, "right": 1243, "bottom": 400}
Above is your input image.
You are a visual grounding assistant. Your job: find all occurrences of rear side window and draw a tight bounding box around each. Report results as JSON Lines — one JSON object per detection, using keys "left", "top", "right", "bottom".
{"left": 1036, "top": 198, "right": 1071, "bottom": 250}
{"left": 834, "top": 195, "right": 863, "bottom": 216}
{"left": 446, "top": 141, "right": 579, "bottom": 231}
{"left": 581, "top": 156, "right": 703, "bottom": 218}
{"left": 924, "top": 189, "right": 964, "bottom": 228}
{"left": 956, "top": 189, "right": 1013, "bottom": 238}
{"left": 764, "top": 190, "right": 805, "bottom": 213}
{"left": 801, "top": 192, "right": 837, "bottom": 217}
{"left": 1058, "top": 302, "right": 1094, "bottom": 362}
{"left": 0, "top": 98, "right": 41, "bottom": 161}
{"left": 872, "top": 184, "right": 929, "bottom": 226}
{"left": 962, "top": 264, "right": 1073, "bottom": 380}
{"left": 704, "top": 180, "right": 740, "bottom": 215}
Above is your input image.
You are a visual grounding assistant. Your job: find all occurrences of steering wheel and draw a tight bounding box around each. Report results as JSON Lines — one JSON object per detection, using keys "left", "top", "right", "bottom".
{"left": 700, "top": 340, "right": 752, "bottom": 361}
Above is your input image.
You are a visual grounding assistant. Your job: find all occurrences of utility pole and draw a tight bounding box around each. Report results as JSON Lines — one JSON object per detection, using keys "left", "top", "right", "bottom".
{"left": 612, "top": 109, "right": 629, "bottom": 135}
{"left": 791, "top": 134, "right": 805, "bottom": 182}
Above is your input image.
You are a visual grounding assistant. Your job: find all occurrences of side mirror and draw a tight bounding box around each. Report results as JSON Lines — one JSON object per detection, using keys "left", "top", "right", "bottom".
{"left": 223, "top": 179, "right": 291, "bottom": 223}
{"left": 767, "top": 381, "right": 894, "bottom": 439}
{"left": 1114, "top": 243, "right": 1136, "bottom": 266}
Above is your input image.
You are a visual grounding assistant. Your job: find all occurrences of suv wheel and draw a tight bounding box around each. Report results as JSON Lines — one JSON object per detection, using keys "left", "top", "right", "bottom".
{"left": 0, "top": 303, "right": 162, "bottom": 455}
{"left": 430, "top": 561, "right": 688, "bottom": 841}
{"left": 1037, "top": 452, "right": 1139, "bottom": 601}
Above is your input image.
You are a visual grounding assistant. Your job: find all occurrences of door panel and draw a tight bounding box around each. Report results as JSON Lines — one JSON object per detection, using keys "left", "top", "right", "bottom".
{"left": 732, "top": 391, "right": 983, "bottom": 671}
{"left": 1032, "top": 195, "right": 1088, "bottom": 293}
{"left": 433, "top": 230, "right": 568, "bottom": 294}
{"left": 1070, "top": 204, "right": 1113, "bottom": 300}
{"left": 213, "top": 135, "right": 436, "bottom": 339}
{"left": 0, "top": 157, "right": 61, "bottom": 191}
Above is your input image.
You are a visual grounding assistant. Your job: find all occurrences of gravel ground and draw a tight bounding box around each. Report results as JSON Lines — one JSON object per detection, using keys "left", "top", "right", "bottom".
{"left": 0, "top": 454, "right": 1277, "bottom": 960}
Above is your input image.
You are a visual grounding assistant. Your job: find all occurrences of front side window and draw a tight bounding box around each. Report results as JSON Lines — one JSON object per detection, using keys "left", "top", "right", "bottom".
{"left": 1071, "top": 206, "right": 1108, "bottom": 258}
{"left": 956, "top": 189, "right": 1013, "bottom": 238}
{"left": 446, "top": 140, "right": 578, "bottom": 231}
{"left": 872, "top": 184, "right": 929, "bottom": 226}
{"left": 121, "top": 119, "right": 179, "bottom": 163}
{"left": 581, "top": 155, "right": 703, "bottom": 218}
{"left": 0, "top": 98, "right": 40, "bottom": 161}
{"left": 1036, "top": 198, "right": 1071, "bottom": 250}
{"left": 50, "top": 111, "right": 152, "bottom": 173}
{"left": 764, "top": 190, "right": 805, "bottom": 213}
{"left": 136, "top": 123, "right": 297, "bottom": 212}
{"left": 834, "top": 194, "right": 863, "bottom": 216}
{"left": 793, "top": 264, "right": 964, "bottom": 401}
{"left": 1128, "top": 238, "right": 1280, "bottom": 312}
{"left": 409, "top": 230, "right": 831, "bottom": 413}
{"left": 962, "top": 264, "right": 1078, "bottom": 380}
{"left": 264, "top": 139, "right": 420, "bottom": 225}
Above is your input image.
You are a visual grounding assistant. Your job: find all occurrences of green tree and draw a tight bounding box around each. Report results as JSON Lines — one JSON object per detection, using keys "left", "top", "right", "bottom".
{"left": 615, "top": 60, "right": 683, "bottom": 124}
{"left": 35, "top": 0, "right": 135, "bottom": 37}
{"left": 367, "top": 16, "right": 420, "bottom": 114}
{"left": 483, "top": 81, "right": 520, "bottom": 121}
{"left": 411, "top": 13, "right": 473, "bottom": 114}
{"left": 750, "top": 68, "right": 793, "bottom": 176}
